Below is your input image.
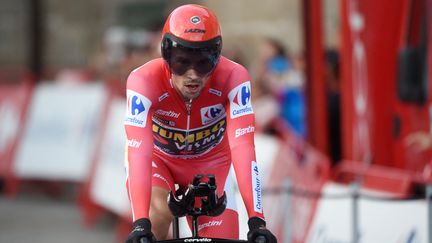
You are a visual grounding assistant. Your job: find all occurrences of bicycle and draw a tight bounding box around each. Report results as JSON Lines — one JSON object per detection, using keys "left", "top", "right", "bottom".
{"left": 144, "top": 174, "right": 266, "bottom": 243}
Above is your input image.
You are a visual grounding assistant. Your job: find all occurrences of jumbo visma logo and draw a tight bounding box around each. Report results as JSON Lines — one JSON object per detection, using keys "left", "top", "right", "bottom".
{"left": 229, "top": 81, "right": 254, "bottom": 119}
{"left": 125, "top": 90, "right": 152, "bottom": 128}
{"left": 152, "top": 117, "right": 227, "bottom": 157}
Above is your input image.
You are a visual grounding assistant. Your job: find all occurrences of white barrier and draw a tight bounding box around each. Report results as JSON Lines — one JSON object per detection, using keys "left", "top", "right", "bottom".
{"left": 0, "top": 83, "right": 31, "bottom": 178}
{"left": 0, "top": 99, "right": 20, "bottom": 157}
{"left": 90, "top": 98, "right": 130, "bottom": 216}
{"left": 306, "top": 183, "right": 427, "bottom": 243}
{"left": 13, "top": 82, "right": 108, "bottom": 182}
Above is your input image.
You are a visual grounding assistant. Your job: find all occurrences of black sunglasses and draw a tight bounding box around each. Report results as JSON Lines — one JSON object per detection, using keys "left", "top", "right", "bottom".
{"left": 169, "top": 47, "right": 218, "bottom": 76}
{"left": 162, "top": 34, "right": 222, "bottom": 76}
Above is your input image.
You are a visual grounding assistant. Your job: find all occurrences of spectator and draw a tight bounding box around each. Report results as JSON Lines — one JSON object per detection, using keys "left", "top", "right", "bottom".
{"left": 252, "top": 37, "right": 307, "bottom": 137}
{"left": 405, "top": 131, "right": 432, "bottom": 152}
{"left": 325, "top": 49, "right": 342, "bottom": 165}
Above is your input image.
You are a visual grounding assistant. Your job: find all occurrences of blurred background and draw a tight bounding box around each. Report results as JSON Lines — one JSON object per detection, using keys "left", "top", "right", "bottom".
{"left": 0, "top": 0, "right": 431, "bottom": 242}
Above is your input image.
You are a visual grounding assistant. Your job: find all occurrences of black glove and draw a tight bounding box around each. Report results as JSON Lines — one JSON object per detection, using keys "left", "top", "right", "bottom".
{"left": 247, "top": 217, "right": 277, "bottom": 243}
{"left": 126, "top": 218, "right": 157, "bottom": 243}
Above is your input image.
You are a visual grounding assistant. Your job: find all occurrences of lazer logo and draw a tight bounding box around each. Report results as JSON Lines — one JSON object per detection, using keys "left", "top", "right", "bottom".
{"left": 200, "top": 104, "right": 225, "bottom": 125}
{"left": 125, "top": 90, "right": 151, "bottom": 128}
{"left": 185, "top": 29, "right": 205, "bottom": 33}
{"left": 228, "top": 82, "right": 253, "bottom": 119}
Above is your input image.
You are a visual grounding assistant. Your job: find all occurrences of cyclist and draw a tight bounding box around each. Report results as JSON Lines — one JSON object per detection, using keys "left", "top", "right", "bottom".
{"left": 124, "top": 4, "right": 277, "bottom": 243}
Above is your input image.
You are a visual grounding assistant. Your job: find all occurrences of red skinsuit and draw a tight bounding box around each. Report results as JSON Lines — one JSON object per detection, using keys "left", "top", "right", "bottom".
{"left": 124, "top": 56, "right": 264, "bottom": 238}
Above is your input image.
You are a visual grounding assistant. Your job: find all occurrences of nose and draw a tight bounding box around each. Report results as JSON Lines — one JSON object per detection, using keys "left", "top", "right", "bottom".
{"left": 184, "top": 68, "right": 200, "bottom": 79}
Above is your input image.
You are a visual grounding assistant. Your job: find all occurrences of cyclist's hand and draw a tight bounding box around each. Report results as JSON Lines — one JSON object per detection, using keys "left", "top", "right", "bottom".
{"left": 126, "top": 218, "right": 157, "bottom": 243}
{"left": 247, "top": 217, "right": 277, "bottom": 243}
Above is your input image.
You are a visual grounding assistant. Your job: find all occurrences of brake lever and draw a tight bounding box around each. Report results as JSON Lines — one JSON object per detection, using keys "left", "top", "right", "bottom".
{"left": 167, "top": 187, "right": 195, "bottom": 217}
{"left": 207, "top": 191, "right": 226, "bottom": 216}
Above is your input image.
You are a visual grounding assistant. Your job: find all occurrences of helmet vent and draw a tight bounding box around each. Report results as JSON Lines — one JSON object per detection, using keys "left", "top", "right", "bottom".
{"left": 190, "top": 16, "right": 201, "bottom": 24}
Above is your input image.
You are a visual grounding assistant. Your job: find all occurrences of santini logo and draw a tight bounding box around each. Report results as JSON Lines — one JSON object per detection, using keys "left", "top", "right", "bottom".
{"left": 125, "top": 90, "right": 152, "bottom": 128}
{"left": 228, "top": 82, "right": 253, "bottom": 119}
{"left": 127, "top": 139, "right": 142, "bottom": 148}
{"left": 235, "top": 126, "right": 255, "bottom": 138}
{"left": 198, "top": 220, "right": 222, "bottom": 231}
{"left": 155, "top": 109, "right": 180, "bottom": 119}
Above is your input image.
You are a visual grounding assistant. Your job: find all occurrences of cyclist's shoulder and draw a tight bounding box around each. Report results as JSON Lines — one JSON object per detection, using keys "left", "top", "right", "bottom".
{"left": 127, "top": 58, "right": 168, "bottom": 84}
{"left": 215, "top": 56, "right": 248, "bottom": 76}
{"left": 127, "top": 58, "right": 169, "bottom": 89}
{"left": 213, "top": 57, "right": 250, "bottom": 92}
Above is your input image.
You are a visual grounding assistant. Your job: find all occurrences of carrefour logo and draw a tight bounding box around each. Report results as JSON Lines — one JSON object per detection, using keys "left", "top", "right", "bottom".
{"left": 228, "top": 81, "right": 253, "bottom": 119}
{"left": 125, "top": 90, "right": 152, "bottom": 128}
{"left": 251, "top": 161, "right": 262, "bottom": 213}
{"left": 130, "top": 95, "right": 145, "bottom": 115}
{"left": 234, "top": 85, "right": 251, "bottom": 106}
{"left": 200, "top": 104, "right": 225, "bottom": 125}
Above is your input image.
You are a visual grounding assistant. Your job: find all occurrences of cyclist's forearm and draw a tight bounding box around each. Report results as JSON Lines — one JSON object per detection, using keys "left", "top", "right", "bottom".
{"left": 231, "top": 144, "right": 265, "bottom": 220}
{"left": 126, "top": 151, "right": 153, "bottom": 220}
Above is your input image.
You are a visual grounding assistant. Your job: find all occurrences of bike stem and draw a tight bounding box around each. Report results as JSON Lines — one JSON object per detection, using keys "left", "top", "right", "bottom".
{"left": 192, "top": 215, "right": 199, "bottom": 238}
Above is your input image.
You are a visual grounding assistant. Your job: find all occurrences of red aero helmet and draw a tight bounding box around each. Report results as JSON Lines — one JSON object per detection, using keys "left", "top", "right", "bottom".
{"left": 161, "top": 4, "right": 222, "bottom": 76}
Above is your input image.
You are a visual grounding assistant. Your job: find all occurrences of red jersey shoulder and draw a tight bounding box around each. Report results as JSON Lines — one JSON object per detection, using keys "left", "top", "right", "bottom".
{"left": 212, "top": 57, "right": 250, "bottom": 92}
{"left": 126, "top": 58, "right": 169, "bottom": 102}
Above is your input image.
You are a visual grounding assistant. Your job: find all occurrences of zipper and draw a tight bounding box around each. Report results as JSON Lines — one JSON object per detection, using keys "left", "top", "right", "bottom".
{"left": 184, "top": 99, "right": 192, "bottom": 152}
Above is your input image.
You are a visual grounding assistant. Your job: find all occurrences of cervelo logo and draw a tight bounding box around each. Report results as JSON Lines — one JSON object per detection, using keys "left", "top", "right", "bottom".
{"left": 184, "top": 239, "right": 212, "bottom": 242}
{"left": 251, "top": 161, "right": 262, "bottom": 213}
{"left": 228, "top": 81, "right": 253, "bottom": 119}
{"left": 198, "top": 220, "right": 222, "bottom": 231}
{"left": 155, "top": 109, "right": 180, "bottom": 119}
{"left": 127, "top": 138, "right": 142, "bottom": 148}
{"left": 235, "top": 125, "right": 255, "bottom": 138}
{"left": 125, "top": 90, "right": 151, "bottom": 128}
{"left": 200, "top": 104, "right": 225, "bottom": 125}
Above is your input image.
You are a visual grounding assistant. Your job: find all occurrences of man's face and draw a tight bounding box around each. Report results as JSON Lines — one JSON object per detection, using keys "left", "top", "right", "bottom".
{"left": 169, "top": 48, "right": 213, "bottom": 101}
